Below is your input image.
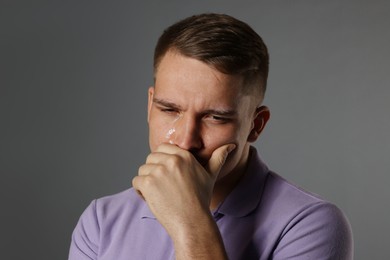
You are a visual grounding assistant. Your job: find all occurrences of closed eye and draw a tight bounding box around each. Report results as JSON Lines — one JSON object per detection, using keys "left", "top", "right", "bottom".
{"left": 160, "top": 107, "right": 177, "bottom": 113}
{"left": 153, "top": 98, "right": 181, "bottom": 114}
{"left": 204, "top": 109, "right": 236, "bottom": 124}
{"left": 207, "top": 114, "right": 233, "bottom": 124}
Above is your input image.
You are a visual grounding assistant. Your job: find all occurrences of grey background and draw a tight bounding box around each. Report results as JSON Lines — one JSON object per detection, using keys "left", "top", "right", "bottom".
{"left": 1, "top": 0, "right": 389, "bottom": 259}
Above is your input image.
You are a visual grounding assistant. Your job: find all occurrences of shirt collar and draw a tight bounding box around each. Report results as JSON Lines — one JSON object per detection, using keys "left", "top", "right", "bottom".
{"left": 215, "top": 146, "right": 269, "bottom": 218}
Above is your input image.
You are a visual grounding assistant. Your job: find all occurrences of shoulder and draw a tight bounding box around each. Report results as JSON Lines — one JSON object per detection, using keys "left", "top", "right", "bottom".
{"left": 94, "top": 188, "right": 144, "bottom": 217}
{"left": 69, "top": 188, "right": 145, "bottom": 259}
{"left": 261, "top": 171, "right": 352, "bottom": 234}
{"left": 262, "top": 171, "right": 330, "bottom": 214}
{"left": 260, "top": 172, "right": 354, "bottom": 259}
{"left": 78, "top": 188, "right": 147, "bottom": 230}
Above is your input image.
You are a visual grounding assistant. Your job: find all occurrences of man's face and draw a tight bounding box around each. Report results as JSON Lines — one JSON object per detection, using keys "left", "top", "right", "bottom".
{"left": 148, "top": 51, "right": 265, "bottom": 180}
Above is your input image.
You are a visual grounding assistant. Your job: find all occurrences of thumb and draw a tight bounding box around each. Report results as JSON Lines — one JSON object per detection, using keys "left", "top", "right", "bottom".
{"left": 207, "top": 144, "right": 236, "bottom": 177}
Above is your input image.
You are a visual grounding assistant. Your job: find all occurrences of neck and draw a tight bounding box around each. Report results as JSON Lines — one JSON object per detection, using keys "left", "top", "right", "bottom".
{"left": 210, "top": 144, "right": 251, "bottom": 210}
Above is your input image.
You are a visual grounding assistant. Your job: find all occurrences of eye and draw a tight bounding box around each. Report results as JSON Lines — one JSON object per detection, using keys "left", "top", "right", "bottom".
{"left": 208, "top": 115, "right": 232, "bottom": 124}
{"left": 212, "top": 115, "right": 225, "bottom": 121}
{"left": 161, "top": 108, "right": 176, "bottom": 113}
{"left": 158, "top": 106, "right": 179, "bottom": 115}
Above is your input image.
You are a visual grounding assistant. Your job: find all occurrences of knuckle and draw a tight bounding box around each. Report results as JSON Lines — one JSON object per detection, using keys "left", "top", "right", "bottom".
{"left": 131, "top": 176, "right": 139, "bottom": 187}
{"left": 154, "top": 164, "right": 166, "bottom": 176}
{"left": 182, "top": 151, "right": 193, "bottom": 161}
{"left": 142, "top": 175, "right": 154, "bottom": 187}
{"left": 138, "top": 165, "right": 147, "bottom": 175}
{"left": 166, "top": 154, "right": 181, "bottom": 167}
{"left": 218, "top": 156, "right": 225, "bottom": 165}
{"left": 145, "top": 153, "right": 155, "bottom": 163}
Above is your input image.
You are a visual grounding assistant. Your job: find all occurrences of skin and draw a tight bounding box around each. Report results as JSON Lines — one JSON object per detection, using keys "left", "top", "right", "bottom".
{"left": 132, "top": 50, "right": 270, "bottom": 259}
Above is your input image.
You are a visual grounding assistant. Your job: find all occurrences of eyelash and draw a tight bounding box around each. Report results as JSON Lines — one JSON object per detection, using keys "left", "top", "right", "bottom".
{"left": 160, "top": 108, "right": 178, "bottom": 113}
{"left": 158, "top": 107, "right": 231, "bottom": 124}
{"left": 209, "top": 115, "right": 231, "bottom": 123}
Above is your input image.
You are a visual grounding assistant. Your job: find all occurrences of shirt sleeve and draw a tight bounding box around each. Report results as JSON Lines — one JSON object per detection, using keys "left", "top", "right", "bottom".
{"left": 273, "top": 202, "right": 354, "bottom": 260}
{"left": 68, "top": 200, "right": 100, "bottom": 260}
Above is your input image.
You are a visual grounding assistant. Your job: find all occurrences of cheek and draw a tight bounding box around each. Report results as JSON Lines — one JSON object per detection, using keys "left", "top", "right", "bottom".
{"left": 149, "top": 117, "right": 171, "bottom": 149}
{"left": 149, "top": 112, "right": 182, "bottom": 150}
{"left": 204, "top": 124, "right": 251, "bottom": 177}
{"left": 203, "top": 125, "right": 240, "bottom": 150}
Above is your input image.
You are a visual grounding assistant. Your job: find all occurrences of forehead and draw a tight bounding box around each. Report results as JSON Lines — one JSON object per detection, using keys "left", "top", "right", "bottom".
{"left": 154, "top": 51, "right": 245, "bottom": 101}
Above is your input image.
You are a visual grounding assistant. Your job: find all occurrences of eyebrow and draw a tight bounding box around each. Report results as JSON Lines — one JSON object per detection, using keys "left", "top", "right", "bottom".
{"left": 203, "top": 108, "right": 237, "bottom": 117}
{"left": 153, "top": 98, "right": 182, "bottom": 110}
{"left": 153, "top": 98, "right": 237, "bottom": 116}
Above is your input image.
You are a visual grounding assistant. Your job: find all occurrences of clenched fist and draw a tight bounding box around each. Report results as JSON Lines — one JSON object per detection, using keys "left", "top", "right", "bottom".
{"left": 132, "top": 143, "right": 235, "bottom": 256}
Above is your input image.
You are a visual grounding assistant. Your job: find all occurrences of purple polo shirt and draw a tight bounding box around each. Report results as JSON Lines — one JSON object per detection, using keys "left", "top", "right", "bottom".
{"left": 69, "top": 147, "right": 353, "bottom": 259}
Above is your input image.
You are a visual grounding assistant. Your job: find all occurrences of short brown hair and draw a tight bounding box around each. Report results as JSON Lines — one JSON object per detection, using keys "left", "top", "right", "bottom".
{"left": 154, "top": 13, "right": 269, "bottom": 98}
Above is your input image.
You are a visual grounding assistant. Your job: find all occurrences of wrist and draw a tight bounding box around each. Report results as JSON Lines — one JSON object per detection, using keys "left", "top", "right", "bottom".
{"left": 171, "top": 212, "right": 227, "bottom": 260}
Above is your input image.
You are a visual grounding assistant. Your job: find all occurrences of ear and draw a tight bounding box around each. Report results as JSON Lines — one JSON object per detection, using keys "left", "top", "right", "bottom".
{"left": 247, "top": 106, "right": 270, "bottom": 142}
{"left": 147, "top": 87, "right": 155, "bottom": 123}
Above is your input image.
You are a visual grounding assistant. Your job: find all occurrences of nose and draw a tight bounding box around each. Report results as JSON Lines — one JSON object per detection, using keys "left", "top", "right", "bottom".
{"left": 171, "top": 115, "right": 203, "bottom": 151}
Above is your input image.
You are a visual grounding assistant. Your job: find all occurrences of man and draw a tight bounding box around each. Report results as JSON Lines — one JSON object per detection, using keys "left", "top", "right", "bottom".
{"left": 69, "top": 13, "right": 353, "bottom": 259}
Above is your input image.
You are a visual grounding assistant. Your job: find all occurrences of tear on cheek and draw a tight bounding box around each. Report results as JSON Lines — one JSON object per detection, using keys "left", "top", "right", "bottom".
{"left": 165, "top": 128, "right": 176, "bottom": 144}
{"left": 164, "top": 115, "right": 181, "bottom": 145}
